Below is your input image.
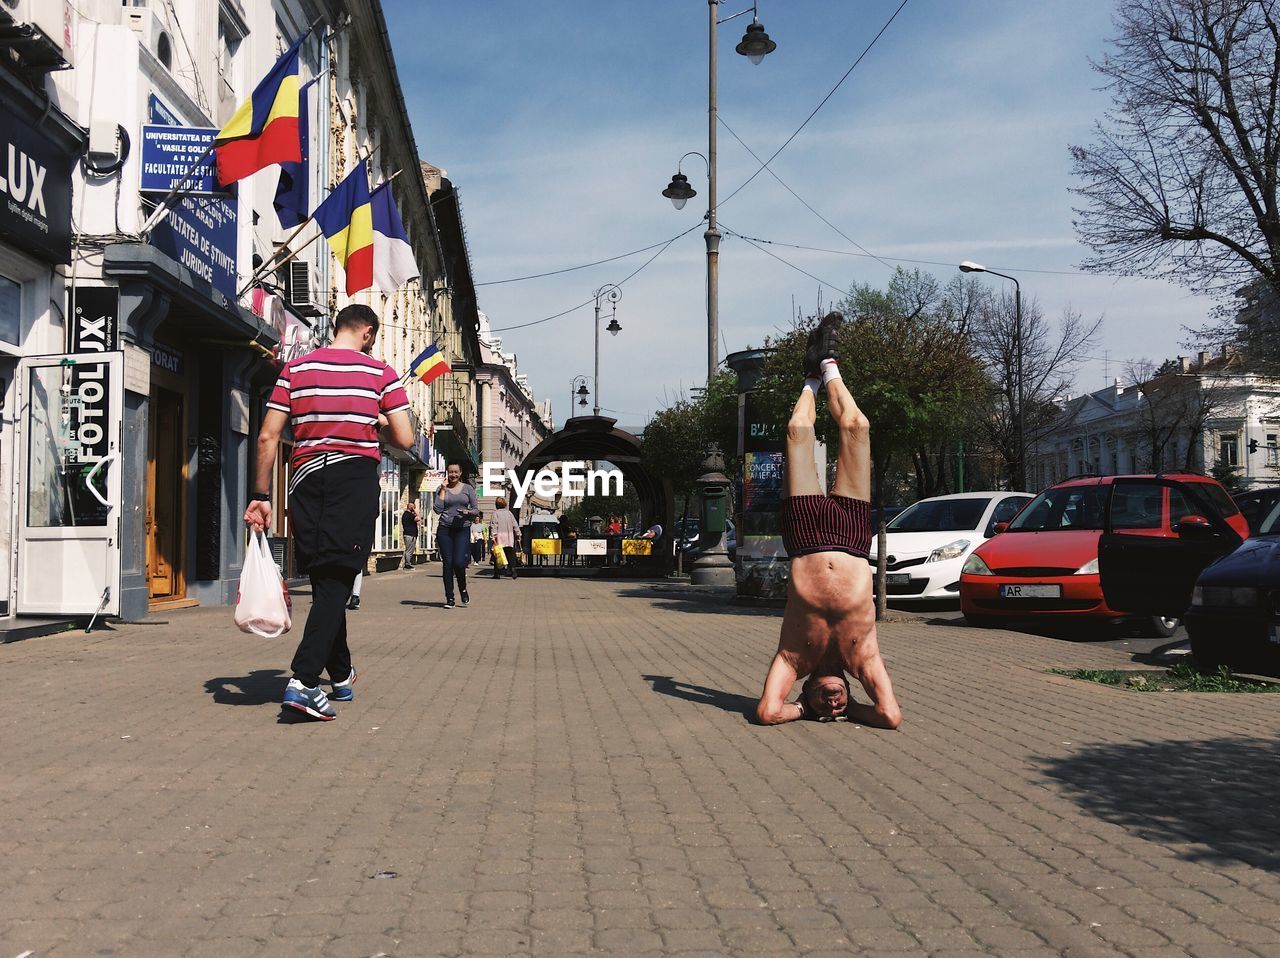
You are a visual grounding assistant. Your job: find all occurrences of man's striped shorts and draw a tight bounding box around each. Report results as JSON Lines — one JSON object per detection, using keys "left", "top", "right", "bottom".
{"left": 781, "top": 494, "right": 872, "bottom": 559}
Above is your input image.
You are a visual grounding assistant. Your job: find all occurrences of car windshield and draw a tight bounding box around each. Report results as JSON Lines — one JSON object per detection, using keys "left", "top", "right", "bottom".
{"left": 1007, "top": 485, "right": 1107, "bottom": 531}
{"left": 886, "top": 497, "right": 990, "bottom": 532}
{"left": 1259, "top": 500, "right": 1280, "bottom": 535}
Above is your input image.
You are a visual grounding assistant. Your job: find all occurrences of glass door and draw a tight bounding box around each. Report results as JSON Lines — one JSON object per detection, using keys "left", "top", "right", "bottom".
{"left": 16, "top": 352, "right": 123, "bottom": 615}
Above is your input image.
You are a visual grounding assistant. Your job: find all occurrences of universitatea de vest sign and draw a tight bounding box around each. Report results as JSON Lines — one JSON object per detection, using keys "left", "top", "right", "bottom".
{"left": 0, "top": 96, "right": 75, "bottom": 264}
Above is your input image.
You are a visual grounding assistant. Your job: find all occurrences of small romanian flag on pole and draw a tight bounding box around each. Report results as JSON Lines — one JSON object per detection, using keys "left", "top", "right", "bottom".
{"left": 409, "top": 344, "right": 451, "bottom": 387}
{"left": 214, "top": 36, "right": 304, "bottom": 187}
{"left": 312, "top": 165, "right": 374, "bottom": 295}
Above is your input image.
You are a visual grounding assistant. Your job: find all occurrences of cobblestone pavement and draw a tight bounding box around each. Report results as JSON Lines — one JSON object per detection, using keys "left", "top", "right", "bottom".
{"left": 3, "top": 569, "right": 1280, "bottom": 958}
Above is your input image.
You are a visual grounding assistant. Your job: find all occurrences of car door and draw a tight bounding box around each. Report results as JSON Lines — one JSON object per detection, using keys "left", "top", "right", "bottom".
{"left": 1098, "top": 477, "right": 1242, "bottom": 618}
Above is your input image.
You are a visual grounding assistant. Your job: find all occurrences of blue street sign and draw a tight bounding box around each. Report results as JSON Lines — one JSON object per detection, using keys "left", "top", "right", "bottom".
{"left": 139, "top": 125, "right": 220, "bottom": 195}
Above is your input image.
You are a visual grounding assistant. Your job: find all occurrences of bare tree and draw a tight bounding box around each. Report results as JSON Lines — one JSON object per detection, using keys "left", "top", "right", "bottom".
{"left": 1126, "top": 356, "right": 1226, "bottom": 471}
{"left": 967, "top": 291, "right": 1103, "bottom": 488}
{"left": 1070, "top": 0, "right": 1280, "bottom": 299}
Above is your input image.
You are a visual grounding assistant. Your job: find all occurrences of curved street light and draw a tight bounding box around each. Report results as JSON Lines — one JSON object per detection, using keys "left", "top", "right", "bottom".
{"left": 662, "top": 4, "right": 776, "bottom": 386}
{"left": 592, "top": 284, "right": 622, "bottom": 418}
{"left": 569, "top": 375, "right": 590, "bottom": 424}
{"left": 959, "top": 260, "right": 1025, "bottom": 491}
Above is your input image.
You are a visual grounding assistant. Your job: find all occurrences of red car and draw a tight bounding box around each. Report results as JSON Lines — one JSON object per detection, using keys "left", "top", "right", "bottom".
{"left": 959, "top": 473, "right": 1248, "bottom": 636}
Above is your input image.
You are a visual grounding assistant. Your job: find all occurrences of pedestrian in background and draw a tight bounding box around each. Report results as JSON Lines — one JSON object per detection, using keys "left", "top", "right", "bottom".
{"left": 401, "top": 500, "right": 420, "bottom": 569}
{"left": 491, "top": 497, "right": 521, "bottom": 580}
{"left": 244, "top": 304, "right": 413, "bottom": 721}
{"left": 470, "top": 511, "right": 488, "bottom": 563}
{"left": 433, "top": 462, "right": 479, "bottom": 608}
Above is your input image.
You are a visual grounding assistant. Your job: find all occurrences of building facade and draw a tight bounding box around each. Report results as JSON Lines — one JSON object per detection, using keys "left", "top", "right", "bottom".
{"left": 0, "top": 0, "right": 471, "bottom": 624}
{"left": 474, "top": 311, "right": 553, "bottom": 510}
{"left": 1029, "top": 349, "right": 1280, "bottom": 491}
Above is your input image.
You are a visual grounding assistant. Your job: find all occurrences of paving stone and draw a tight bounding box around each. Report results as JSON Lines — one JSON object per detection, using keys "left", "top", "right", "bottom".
{"left": 1, "top": 574, "right": 1277, "bottom": 957}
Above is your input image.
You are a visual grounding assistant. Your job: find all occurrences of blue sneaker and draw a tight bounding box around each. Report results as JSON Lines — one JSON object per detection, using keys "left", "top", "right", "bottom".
{"left": 282, "top": 678, "right": 337, "bottom": 721}
{"left": 331, "top": 666, "right": 357, "bottom": 702}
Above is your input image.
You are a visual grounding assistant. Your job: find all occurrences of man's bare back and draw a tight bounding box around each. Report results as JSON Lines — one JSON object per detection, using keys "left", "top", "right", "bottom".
{"left": 754, "top": 314, "right": 902, "bottom": 729}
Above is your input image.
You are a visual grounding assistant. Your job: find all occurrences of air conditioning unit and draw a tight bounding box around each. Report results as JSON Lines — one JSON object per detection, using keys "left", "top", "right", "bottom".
{"left": 0, "top": 0, "right": 73, "bottom": 71}
{"left": 124, "top": 7, "right": 174, "bottom": 71}
{"left": 286, "top": 260, "right": 323, "bottom": 317}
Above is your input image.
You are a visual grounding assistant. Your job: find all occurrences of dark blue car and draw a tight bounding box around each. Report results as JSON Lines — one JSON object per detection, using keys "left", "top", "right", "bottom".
{"left": 1097, "top": 476, "right": 1280, "bottom": 674}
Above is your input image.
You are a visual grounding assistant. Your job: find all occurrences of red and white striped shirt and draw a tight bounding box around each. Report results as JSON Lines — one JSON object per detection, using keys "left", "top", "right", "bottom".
{"left": 267, "top": 347, "right": 410, "bottom": 479}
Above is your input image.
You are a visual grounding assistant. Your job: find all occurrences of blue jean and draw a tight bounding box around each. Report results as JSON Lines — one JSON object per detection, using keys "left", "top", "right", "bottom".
{"left": 437, "top": 524, "right": 471, "bottom": 604}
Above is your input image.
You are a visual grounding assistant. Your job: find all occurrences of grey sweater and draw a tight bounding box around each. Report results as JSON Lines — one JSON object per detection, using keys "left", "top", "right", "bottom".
{"left": 433, "top": 483, "right": 479, "bottom": 528}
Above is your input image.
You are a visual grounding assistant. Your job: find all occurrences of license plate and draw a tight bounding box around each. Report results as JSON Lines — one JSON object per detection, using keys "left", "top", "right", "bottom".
{"left": 1000, "top": 584, "right": 1061, "bottom": 599}
{"left": 886, "top": 573, "right": 910, "bottom": 585}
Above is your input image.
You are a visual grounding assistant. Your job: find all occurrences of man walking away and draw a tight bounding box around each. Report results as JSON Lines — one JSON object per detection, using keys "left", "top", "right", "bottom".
{"left": 402, "top": 501, "right": 420, "bottom": 569}
{"left": 245, "top": 304, "right": 414, "bottom": 722}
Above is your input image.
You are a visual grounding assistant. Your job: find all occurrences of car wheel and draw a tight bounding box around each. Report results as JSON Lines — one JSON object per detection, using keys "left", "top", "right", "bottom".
{"left": 965, "top": 614, "right": 999, "bottom": 628}
{"left": 1143, "top": 615, "right": 1181, "bottom": 639}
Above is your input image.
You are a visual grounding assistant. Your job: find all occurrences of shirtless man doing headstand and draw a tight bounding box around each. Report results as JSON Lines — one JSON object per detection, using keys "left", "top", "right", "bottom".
{"left": 755, "top": 313, "right": 902, "bottom": 729}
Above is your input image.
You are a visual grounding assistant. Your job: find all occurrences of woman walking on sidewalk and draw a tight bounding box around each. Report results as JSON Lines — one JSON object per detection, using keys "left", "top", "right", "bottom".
{"left": 433, "top": 462, "right": 479, "bottom": 608}
{"left": 491, "top": 497, "right": 521, "bottom": 580}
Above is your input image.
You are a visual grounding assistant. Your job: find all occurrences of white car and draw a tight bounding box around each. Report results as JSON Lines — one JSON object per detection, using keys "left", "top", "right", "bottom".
{"left": 868, "top": 492, "right": 1033, "bottom": 601}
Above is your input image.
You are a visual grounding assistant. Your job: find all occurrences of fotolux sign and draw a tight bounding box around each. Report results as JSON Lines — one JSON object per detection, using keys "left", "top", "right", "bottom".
{"left": 481, "top": 461, "right": 622, "bottom": 508}
{"left": 69, "top": 288, "right": 119, "bottom": 354}
{"left": 0, "top": 99, "right": 75, "bottom": 263}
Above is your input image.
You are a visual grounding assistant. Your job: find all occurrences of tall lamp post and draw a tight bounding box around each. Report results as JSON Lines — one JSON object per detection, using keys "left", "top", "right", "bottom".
{"left": 591, "top": 285, "right": 622, "bottom": 418}
{"left": 959, "top": 260, "right": 1025, "bottom": 491}
{"left": 662, "top": 1, "right": 776, "bottom": 385}
{"left": 569, "top": 375, "right": 590, "bottom": 424}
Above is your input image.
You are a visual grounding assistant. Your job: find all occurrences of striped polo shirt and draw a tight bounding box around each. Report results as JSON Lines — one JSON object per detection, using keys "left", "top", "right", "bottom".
{"left": 267, "top": 347, "right": 410, "bottom": 486}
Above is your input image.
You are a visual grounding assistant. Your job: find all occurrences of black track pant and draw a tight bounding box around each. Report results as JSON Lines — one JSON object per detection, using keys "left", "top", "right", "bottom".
{"left": 290, "top": 565, "right": 357, "bottom": 688}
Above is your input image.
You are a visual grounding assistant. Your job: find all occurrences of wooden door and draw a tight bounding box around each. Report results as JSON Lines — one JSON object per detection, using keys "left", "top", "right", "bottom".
{"left": 146, "top": 387, "right": 185, "bottom": 601}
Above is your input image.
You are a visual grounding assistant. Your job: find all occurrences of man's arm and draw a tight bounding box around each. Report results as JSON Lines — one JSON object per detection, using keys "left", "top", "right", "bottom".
{"left": 843, "top": 626, "right": 903, "bottom": 730}
{"left": 243, "top": 408, "right": 288, "bottom": 532}
{"left": 380, "top": 409, "right": 414, "bottom": 450}
{"left": 755, "top": 652, "right": 806, "bottom": 725}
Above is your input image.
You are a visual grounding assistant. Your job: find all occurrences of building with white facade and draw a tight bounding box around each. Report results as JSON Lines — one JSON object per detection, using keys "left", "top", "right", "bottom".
{"left": 1029, "top": 348, "right": 1280, "bottom": 491}
{"left": 0, "top": 0, "right": 463, "bottom": 627}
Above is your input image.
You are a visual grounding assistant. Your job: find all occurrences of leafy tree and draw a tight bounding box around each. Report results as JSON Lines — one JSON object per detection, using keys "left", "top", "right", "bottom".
{"left": 1071, "top": 0, "right": 1280, "bottom": 300}
{"left": 1211, "top": 459, "right": 1251, "bottom": 497}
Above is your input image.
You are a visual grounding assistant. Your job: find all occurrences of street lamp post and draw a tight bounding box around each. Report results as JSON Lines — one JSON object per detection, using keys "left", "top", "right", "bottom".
{"left": 663, "top": 1, "right": 775, "bottom": 386}
{"left": 959, "top": 260, "right": 1024, "bottom": 491}
{"left": 592, "top": 284, "right": 622, "bottom": 418}
{"left": 569, "top": 375, "right": 590, "bottom": 424}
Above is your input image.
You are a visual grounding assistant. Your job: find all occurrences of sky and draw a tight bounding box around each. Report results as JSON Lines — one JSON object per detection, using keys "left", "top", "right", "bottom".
{"left": 384, "top": 0, "right": 1219, "bottom": 432}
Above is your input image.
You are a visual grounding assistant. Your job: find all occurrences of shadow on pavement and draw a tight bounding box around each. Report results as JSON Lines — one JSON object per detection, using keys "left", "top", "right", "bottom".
{"left": 925, "top": 616, "right": 1118, "bottom": 643}
{"left": 204, "top": 669, "right": 287, "bottom": 706}
{"left": 617, "top": 588, "right": 781, "bottom": 617}
{"left": 1041, "top": 737, "right": 1280, "bottom": 872}
{"left": 400, "top": 599, "right": 447, "bottom": 608}
{"left": 642, "top": 674, "right": 758, "bottom": 719}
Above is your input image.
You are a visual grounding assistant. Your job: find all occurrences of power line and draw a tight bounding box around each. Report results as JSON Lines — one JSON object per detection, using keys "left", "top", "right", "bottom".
{"left": 717, "top": 115, "right": 896, "bottom": 273}
{"left": 475, "top": 223, "right": 702, "bottom": 287}
{"left": 720, "top": 0, "right": 913, "bottom": 208}
{"left": 489, "top": 226, "right": 696, "bottom": 333}
{"left": 724, "top": 223, "right": 848, "bottom": 294}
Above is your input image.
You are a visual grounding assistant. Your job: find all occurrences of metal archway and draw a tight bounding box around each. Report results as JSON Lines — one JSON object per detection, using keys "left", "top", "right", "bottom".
{"left": 515, "top": 415, "right": 674, "bottom": 549}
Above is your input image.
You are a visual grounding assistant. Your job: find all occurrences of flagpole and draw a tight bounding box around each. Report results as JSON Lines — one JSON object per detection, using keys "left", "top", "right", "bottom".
{"left": 237, "top": 222, "right": 320, "bottom": 298}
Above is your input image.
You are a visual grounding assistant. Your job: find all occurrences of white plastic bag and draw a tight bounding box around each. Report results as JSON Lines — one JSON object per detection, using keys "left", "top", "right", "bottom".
{"left": 234, "top": 530, "right": 292, "bottom": 637}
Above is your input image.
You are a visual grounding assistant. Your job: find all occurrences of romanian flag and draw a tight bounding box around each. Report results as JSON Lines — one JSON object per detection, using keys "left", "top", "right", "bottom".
{"left": 312, "top": 166, "right": 374, "bottom": 295}
{"left": 214, "top": 36, "right": 304, "bottom": 187}
{"left": 409, "top": 344, "right": 451, "bottom": 387}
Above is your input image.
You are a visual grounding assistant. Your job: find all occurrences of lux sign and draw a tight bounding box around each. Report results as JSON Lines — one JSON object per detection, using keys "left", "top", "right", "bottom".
{"left": 0, "top": 143, "right": 47, "bottom": 216}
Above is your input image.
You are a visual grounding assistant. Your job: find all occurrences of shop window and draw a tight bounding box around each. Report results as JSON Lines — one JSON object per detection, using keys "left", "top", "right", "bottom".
{"left": 0, "top": 274, "right": 18, "bottom": 346}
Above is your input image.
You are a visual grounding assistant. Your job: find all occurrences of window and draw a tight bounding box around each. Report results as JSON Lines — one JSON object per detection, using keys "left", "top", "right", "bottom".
{"left": 887, "top": 497, "right": 991, "bottom": 533}
{"left": 156, "top": 31, "right": 173, "bottom": 69}
{"left": 1268, "top": 433, "right": 1278, "bottom": 467}
{"left": 1219, "top": 433, "right": 1239, "bottom": 467}
{"left": 1008, "top": 486, "right": 1107, "bottom": 531}
{"left": 1111, "top": 486, "right": 1163, "bottom": 529}
{"left": 0, "top": 274, "right": 18, "bottom": 346}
